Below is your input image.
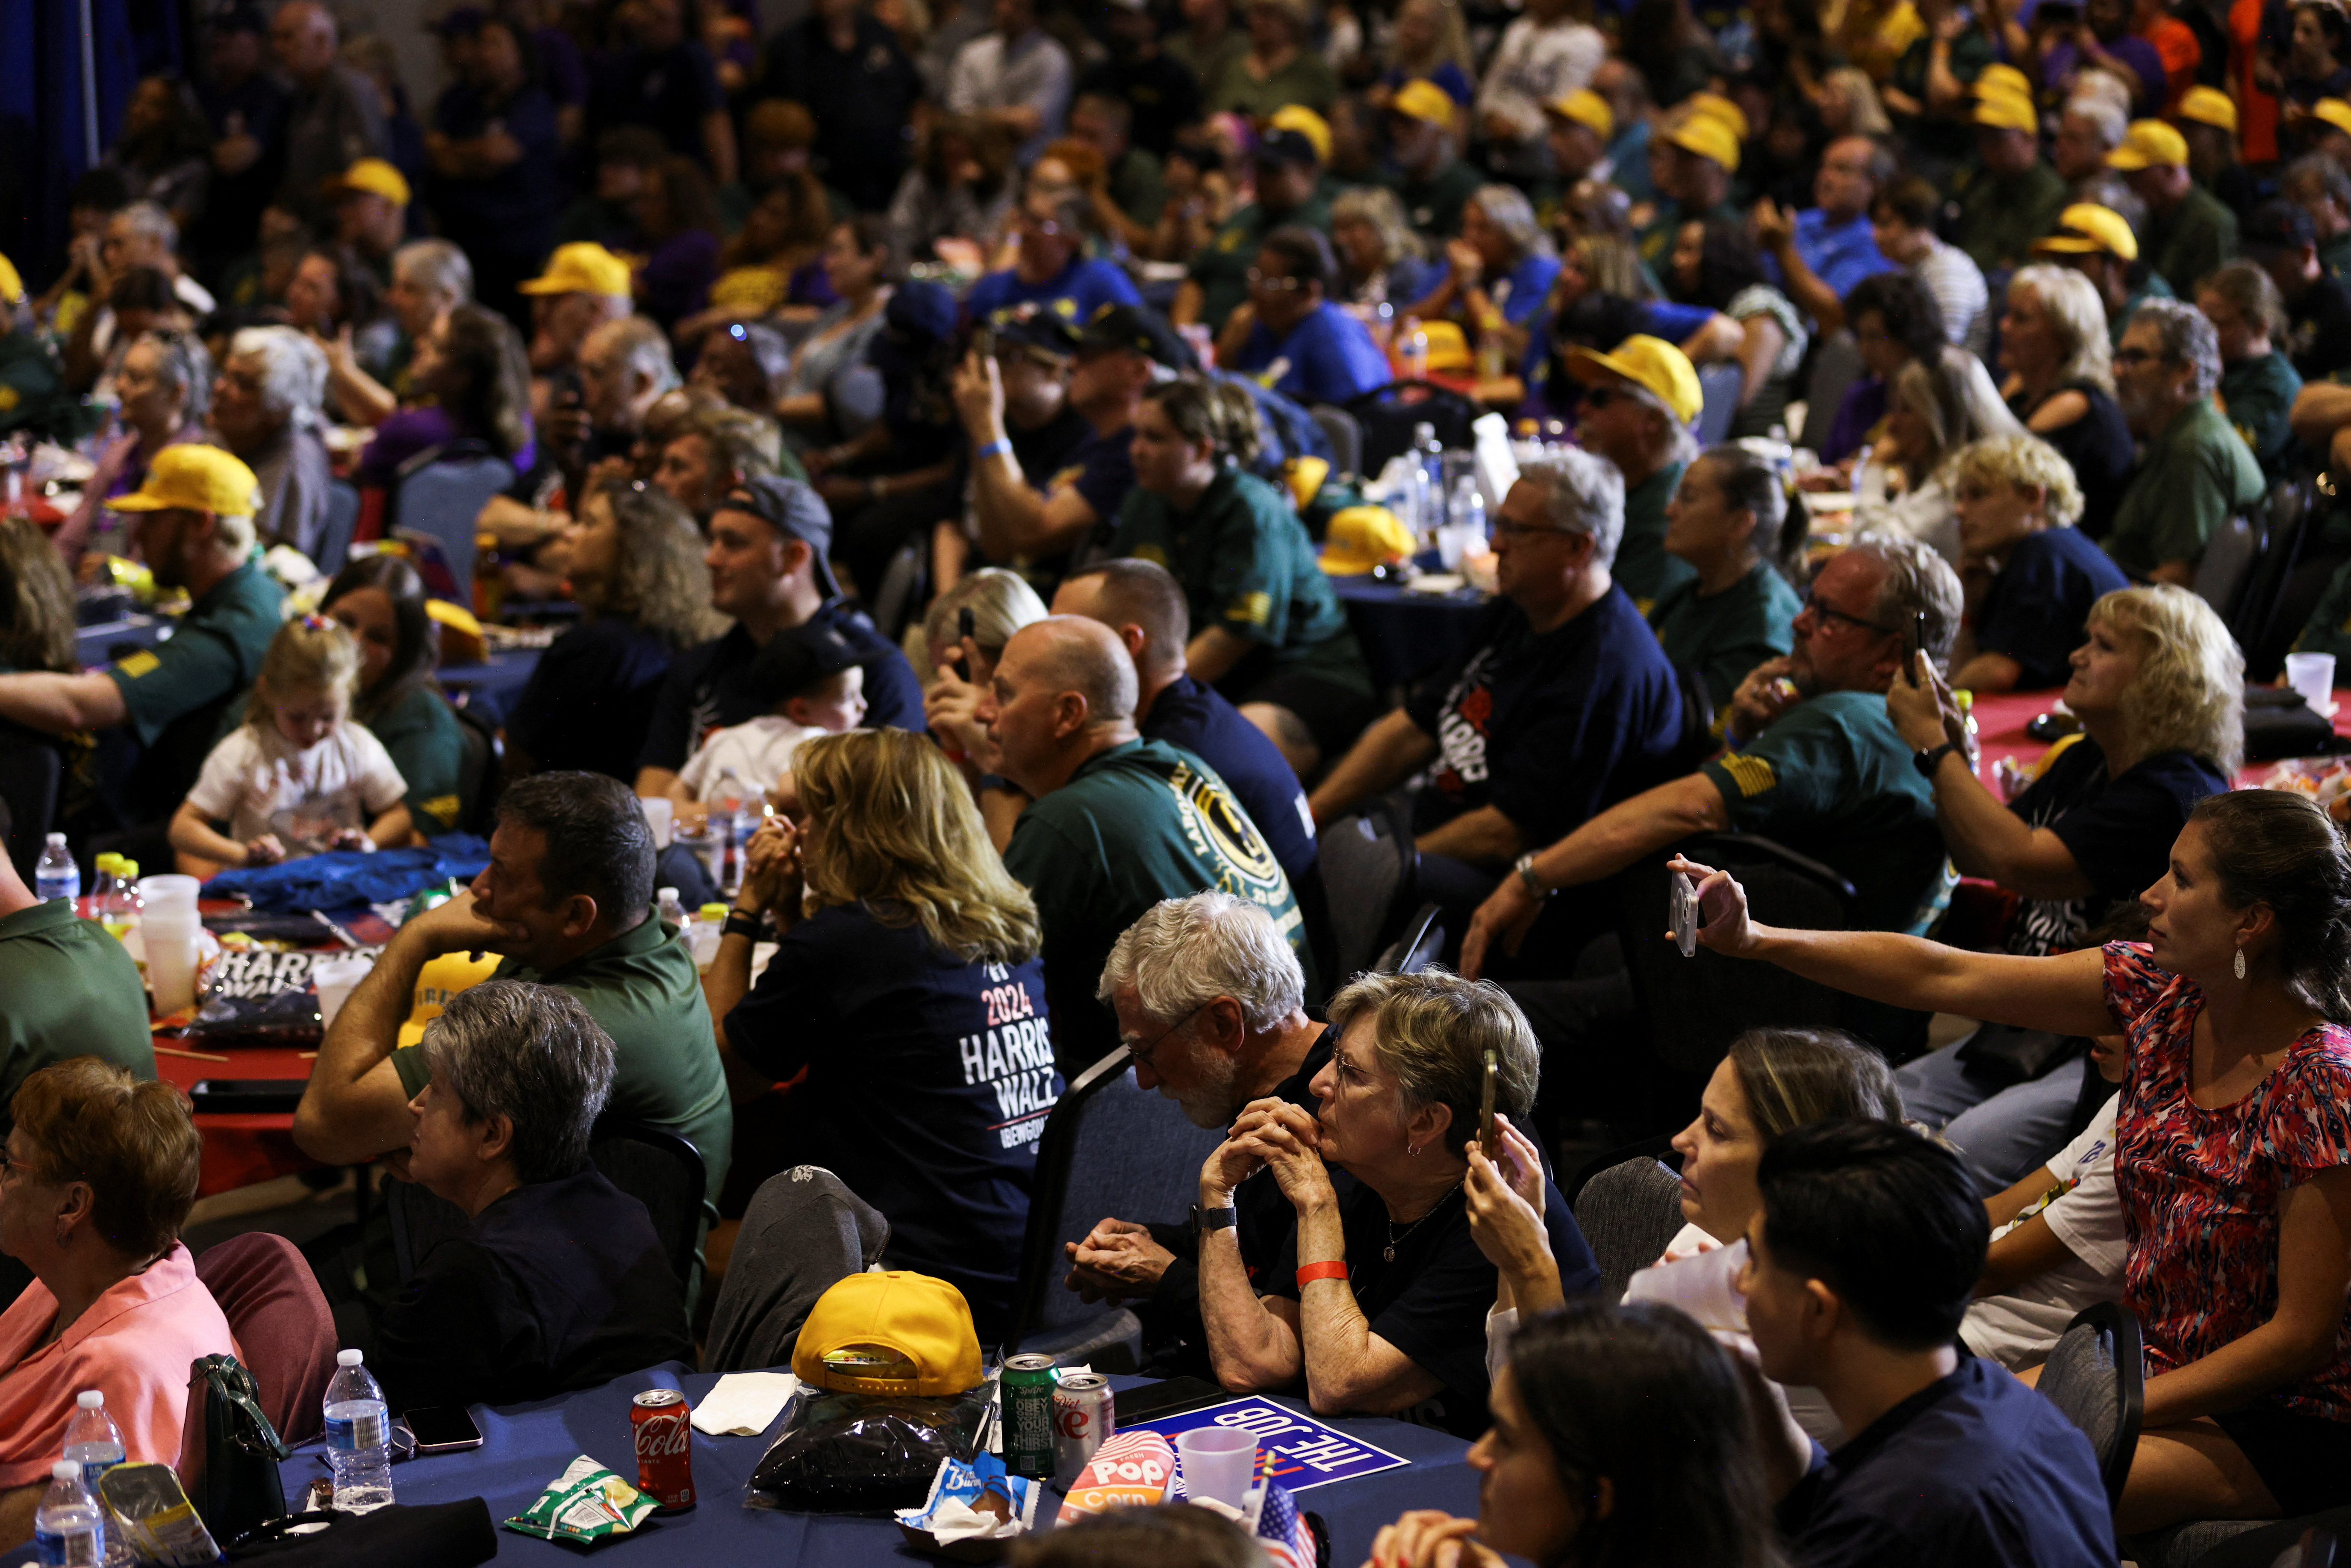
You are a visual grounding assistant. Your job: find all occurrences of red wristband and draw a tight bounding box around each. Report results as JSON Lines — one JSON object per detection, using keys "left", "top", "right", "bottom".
{"left": 1295, "top": 1260, "right": 1349, "bottom": 1289}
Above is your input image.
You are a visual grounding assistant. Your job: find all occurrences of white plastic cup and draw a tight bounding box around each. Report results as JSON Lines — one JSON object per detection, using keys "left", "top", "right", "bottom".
{"left": 136, "top": 874, "right": 200, "bottom": 916}
{"left": 142, "top": 911, "right": 201, "bottom": 1014}
{"left": 2286, "top": 652, "right": 2337, "bottom": 715}
{"left": 1176, "top": 1428, "right": 1258, "bottom": 1508}
{"left": 639, "top": 795, "right": 673, "bottom": 850}
{"left": 311, "top": 955, "right": 376, "bottom": 1029}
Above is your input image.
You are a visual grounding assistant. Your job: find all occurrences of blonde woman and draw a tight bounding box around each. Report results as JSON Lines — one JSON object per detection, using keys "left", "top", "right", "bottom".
{"left": 1947, "top": 433, "right": 2129, "bottom": 693}
{"left": 1367, "top": 0, "right": 1476, "bottom": 115}
{"left": 702, "top": 727, "right": 1051, "bottom": 1344}
{"left": 1853, "top": 348, "right": 2025, "bottom": 562}
{"left": 1885, "top": 584, "right": 2237, "bottom": 1187}
{"left": 1815, "top": 65, "right": 1893, "bottom": 137}
{"left": 1997, "top": 265, "right": 2133, "bottom": 540}
{"left": 1329, "top": 185, "right": 1438, "bottom": 308}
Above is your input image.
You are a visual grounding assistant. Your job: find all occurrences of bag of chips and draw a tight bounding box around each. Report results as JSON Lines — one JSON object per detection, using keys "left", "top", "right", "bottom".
{"left": 893, "top": 1453, "right": 1039, "bottom": 1561}
{"left": 97, "top": 1463, "right": 223, "bottom": 1567}
{"left": 501, "top": 1456, "right": 658, "bottom": 1544}
{"left": 186, "top": 947, "right": 349, "bottom": 1045}
{"left": 747, "top": 1389, "right": 990, "bottom": 1515}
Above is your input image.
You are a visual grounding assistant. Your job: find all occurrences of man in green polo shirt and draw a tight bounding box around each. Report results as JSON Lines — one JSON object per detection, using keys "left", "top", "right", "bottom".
{"left": 1564, "top": 333, "right": 1701, "bottom": 611}
{"left": 984, "top": 617, "right": 1305, "bottom": 1074}
{"left": 2106, "top": 299, "right": 2265, "bottom": 584}
{"left": 296, "top": 772, "right": 729, "bottom": 1276}
{"left": 0, "top": 251, "right": 69, "bottom": 438}
{"left": 0, "top": 445, "right": 283, "bottom": 839}
{"left": 1636, "top": 112, "right": 1744, "bottom": 271}
{"left": 1953, "top": 91, "right": 2070, "bottom": 275}
{"left": 2112, "top": 119, "right": 2237, "bottom": 301}
{"left": 1379, "top": 80, "right": 1482, "bottom": 241}
{"left": 0, "top": 843, "right": 153, "bottom": 1120}
{"left": 1173, "top": 127, "right": 1332, "bottom": 338}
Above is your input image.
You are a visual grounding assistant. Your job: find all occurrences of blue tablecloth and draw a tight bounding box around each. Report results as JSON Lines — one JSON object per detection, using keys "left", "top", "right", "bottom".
{"left": 268, "top": 1365, "right": 1479, "bottom": 1565}
{"left": 74, "top": 613, "right": 171, "bottom": 671}
{"left": 1332, "top": 576, "right": 1488, "bottom": 694}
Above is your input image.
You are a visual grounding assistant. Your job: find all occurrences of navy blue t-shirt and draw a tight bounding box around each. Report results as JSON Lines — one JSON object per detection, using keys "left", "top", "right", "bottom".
{"left": 1231, "top": 302, "right": 1394, "bottom": 406}
{"left": 2005, "top": 736, "right": 2227, "bottom": 954}
{"left": 426, "top": 81, "right": 561, "bottom": 244}
{"left": 1974, "top": 528, "right": 2130, "bottom": 689}
{"left": 635, "top": 605, "right": 925, "bottom": 775}
{"left": 963, "top": 255, "right": 1143, "bottom": 328}
{"left": 1144, "top": 673, "right": 1317, "bottom": 885}
{"left": 724, "top": 903, "right": 1061, "bottom": 1344}
{"left": 588, "top": 41, "right": 725, "bottom": 162}
{"left": 1402, "top": 589, "right": 1685, "bottom": 843}
{"left": 508, "top": 617, "right": 681, "bottom": 783}
{"left": 1778, "top": 1356, "right": 2115, "bottom": 1568}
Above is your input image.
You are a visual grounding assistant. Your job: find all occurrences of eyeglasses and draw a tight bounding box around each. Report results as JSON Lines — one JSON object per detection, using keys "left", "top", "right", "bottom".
{"left": 1800, "top": 591, "right": 1900, "bottom": 637}
{"left": 1491, "top": 517, "right": 1580, "bottom": 540}
{"left": 2112, "top": 346, "right": 2167, "bottom": 366}
{"left": 1125, "top": 1001, "right": 1210, "bottom": 1070}
{"left": 1246, "top": 269, "right": 1307, "bottom": 292}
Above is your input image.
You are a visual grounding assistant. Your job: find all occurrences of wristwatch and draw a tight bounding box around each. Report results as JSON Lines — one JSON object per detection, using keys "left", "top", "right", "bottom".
{"left": 722, "top": 908, "right": 766, "bottom": 942}
{"left": 1512, "top": 852, "right": 1551, "bottom": 898}
{"left": 1192, "top": 1203, "right": 1237, "bottom": 1239}
{"left": 1912, "top": 741, "right": 1959, "bottom": 778}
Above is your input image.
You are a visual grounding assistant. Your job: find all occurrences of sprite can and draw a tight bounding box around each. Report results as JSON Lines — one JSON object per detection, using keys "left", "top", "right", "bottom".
{"left": 1002, "top": 1354, "right": 1058, "bottom": 1479}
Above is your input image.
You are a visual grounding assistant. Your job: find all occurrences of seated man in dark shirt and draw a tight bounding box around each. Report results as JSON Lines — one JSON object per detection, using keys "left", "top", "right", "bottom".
{"left": 365, "top": 979, "right": 690, "bottom": 1413}
{"left": 1742, "top": 1120, "right": 2114, "bottom": 1568}
{"left": 1947, "top": 433, "right": 2129, "bottom": 694}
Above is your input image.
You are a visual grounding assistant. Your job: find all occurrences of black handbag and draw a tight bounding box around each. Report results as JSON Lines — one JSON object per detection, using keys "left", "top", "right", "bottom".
{"left": 2243, "top": 686, "right": 2351, "bottom": 762}
{"left": 179, "top": 1354, "right": 291, "bottom": 1548}
{"left": 225, "top": 1501, "right": 499, "bottom": 1565}
{"left": 1953, "top": 1025, "right": 2085, "bottom": 1087}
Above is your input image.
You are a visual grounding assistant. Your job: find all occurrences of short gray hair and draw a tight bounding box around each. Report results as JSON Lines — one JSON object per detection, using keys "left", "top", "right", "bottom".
{"left": 2129, "top": 296, "right": 2222, "bottom": 400}
{"left": 1514, "top": 448, "right": 1626, "bottom": 569}
{"left": 393, "top": 239, "right": 473, "bottom": 304}
{"left": 1324, "top": 969, "right": 1539, "bottom": 1157}
{"left": 1096, "top": 892, "right": 1304, "bottom": 1033}
{"left": 2061, "top": 94, "right": 2127, "bottom": 152}
{"left": 113, "top": 200, "right": 178, "bottom": 253}
{"left": 593, "top": 315, "right": 682, "bottom": 395}
{"left": 419, "top": 979, "right": 616, "bottom": 1183}
{"left": 229, "top": 325, "right": 327, "bottom": 421}
{"left": 1850, "top": 533, "right": 1964, "bottom": 666}
{"left": 136, "top": 328, "right": 214, "bottom": 425}
{"left": 1470, "top": 184, "right": 1549, "bottom": 263}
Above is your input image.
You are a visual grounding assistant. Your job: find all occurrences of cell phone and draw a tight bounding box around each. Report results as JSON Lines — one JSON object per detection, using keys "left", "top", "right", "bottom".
{"left": 952, "top": 605, "right": 976, "bottom": 682}
{"left": 189, "top": 1079, "right": 309, "bottom": 1114}
{"left": 1113, "top": 1376, "right": 1228, "bottom": 1424}
{"left": 401, "top": 1406, "right": 484, "bottom": 1455}
{"left": 1478, "top": 1049, "right": 1498, "bottom": 1154}
{"left": 972, "top": 325, "right": 996, "bottom": 363}
{"left": 1906, "top": 610, "right": 1927, "bottom": 687}
{"left": 1670, "top": 869, "right": 1699, "bottom": 958}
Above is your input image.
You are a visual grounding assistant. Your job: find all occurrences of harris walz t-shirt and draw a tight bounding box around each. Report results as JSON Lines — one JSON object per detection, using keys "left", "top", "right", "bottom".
{"left": 2005, "top": 736, "right": 2226, "bottom": 955}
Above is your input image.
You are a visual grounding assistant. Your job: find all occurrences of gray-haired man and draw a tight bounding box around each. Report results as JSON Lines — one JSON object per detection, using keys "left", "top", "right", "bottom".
{"left": 2106, "top": 298, "right": 2264, "bottom": 586}
{"left": 210, "top": 326, "right": 333, "bottom": 559}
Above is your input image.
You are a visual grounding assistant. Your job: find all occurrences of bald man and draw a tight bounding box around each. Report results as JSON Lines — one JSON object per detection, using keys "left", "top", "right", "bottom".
{"left": 271, "top": 0, "right": 389, "bottom": 227}
{"left": 980, "top": 618, "right": 1311, "bottom": 1073}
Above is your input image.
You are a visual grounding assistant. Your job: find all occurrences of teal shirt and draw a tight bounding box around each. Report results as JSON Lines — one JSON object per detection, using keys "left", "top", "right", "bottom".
{"left": 1648, "top": 558, "right": 1803, "bottom": 708}
{"left": 1003, "top": 738, "right": 1305, "bottom": 1073}
{"left": 2104, "top": 397, "right": 2266, "bottom": 579}
{"left": 1701, "top": 690, "right": 1950, "bottom": 935}
{"left": 2218, "top": 351, "right": 2302, "bottom": 474}
{"left": 1190, "top": 194, "right": 1335, "bottom": 337}
{"left": 1110, "top": 466, "right": 1371, "bottom": 695}
{"left": 1615, "top": 463, "right": 1697, "bottom": 612}
{"left": 0, "top": 899, "right": 154, "bottom": 1129}
{"left": 103, "top": 560, "right": 285, "bottom": 820}
{"left": 364, "top": 682, "right": 470, "bottom": 838}
{"left": 0, "top": 330, "right": 65, "bottom": 436}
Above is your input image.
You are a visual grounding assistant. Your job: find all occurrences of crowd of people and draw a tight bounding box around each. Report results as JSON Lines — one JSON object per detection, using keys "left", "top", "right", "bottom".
{"left": 6, "top": 0, "right": 2351, "bottom": 1559}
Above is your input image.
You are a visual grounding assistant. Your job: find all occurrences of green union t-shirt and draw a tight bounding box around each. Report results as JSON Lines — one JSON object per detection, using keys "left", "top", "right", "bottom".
{"left": 1003, "top": 737, "right": 1306, "bottom": 1075}
{"left": 392, "top": 914, "right": 730, "bottom": 1212}
{"left": 1647, "top": 558, "right": 1804, "bottom": 709}
{"left": 0, "top": 899, "right": 155, "bottom": 1128}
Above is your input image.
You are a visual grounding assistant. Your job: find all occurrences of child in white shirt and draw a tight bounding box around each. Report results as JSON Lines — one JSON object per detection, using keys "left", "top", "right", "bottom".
{"left": 678, "top": 623, "right": 869, "bottom": 802}
{"left": 172, "top": 614, "right": 410, "bottom": 875}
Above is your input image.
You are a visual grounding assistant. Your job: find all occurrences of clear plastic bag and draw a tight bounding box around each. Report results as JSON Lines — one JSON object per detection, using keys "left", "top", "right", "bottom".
{"left": 745, "top": 1391, "right": 990, "bottom": 1515}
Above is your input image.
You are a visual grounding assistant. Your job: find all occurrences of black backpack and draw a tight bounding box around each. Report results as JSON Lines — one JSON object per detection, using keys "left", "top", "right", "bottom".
{"left": 1343, "top": 380, "right": 1481, "bottom": 477}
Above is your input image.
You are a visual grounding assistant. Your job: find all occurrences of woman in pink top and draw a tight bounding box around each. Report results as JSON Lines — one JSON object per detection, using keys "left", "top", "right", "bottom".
{"left": 0, "top": 1060, "right": 236, "bottom": 1548}
{"left": 1678, "top": 784, "right": 2351, "bottom": 1535}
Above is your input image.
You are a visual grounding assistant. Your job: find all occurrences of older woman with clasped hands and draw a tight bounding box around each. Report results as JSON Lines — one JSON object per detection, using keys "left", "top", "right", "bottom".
{"left": 1191, "top": 970, "right": 1599, "bottom": 1438}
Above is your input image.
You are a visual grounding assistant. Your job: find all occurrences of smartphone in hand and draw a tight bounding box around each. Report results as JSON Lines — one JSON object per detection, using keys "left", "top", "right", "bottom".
{"left": 1478, "top": 1049, "right": 1498, "bottom": 1154}
{"left": 1670, "top": 870, "right": 1699, "bottom": 958}
{"left": 1906, "top": 610, "right": 1927, "bottom": 687}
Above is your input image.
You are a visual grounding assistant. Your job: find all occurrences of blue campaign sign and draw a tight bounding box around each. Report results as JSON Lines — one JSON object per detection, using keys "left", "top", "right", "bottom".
{"left": 1129, "top": 1397, "right": 1410, "bottom": 1492}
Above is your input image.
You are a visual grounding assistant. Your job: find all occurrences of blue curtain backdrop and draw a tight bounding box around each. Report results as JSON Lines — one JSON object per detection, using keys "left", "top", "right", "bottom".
{"left": 0, "top": 0, "right": 185, "bottom": 291}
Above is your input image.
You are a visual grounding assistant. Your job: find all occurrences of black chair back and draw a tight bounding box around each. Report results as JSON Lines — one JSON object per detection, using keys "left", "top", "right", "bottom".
{"left": 1343, "top": 380, "right": 1479, "bottom": 475}
{"left": 1309, "top": 404, "right": 1364, "bottom": 481}
{"left": 2034, "top": 1300, "right": 2144, "bottom": 1509}
{"left": 2235, "top": 477, "right": 2318, "bottom": 682}
{"left": 1694, "top": 363, "right": 1744, "bottom": 447}
{"left": 588, "top": 1119, "right": 708, "bottom": 1289}
{"left": 1372, "top": 903, "right": 1445, "bottom": 976}
{"left": 449, "top": 697, "right": 504, "bottom": 836}
{"left": 1571, "top": 1156, "right": 1686, "bottom": 1301}
{"left": 317, "top": 481, "right": 360, "bottom": 575}
{"left": 1316, "top": 797, "right": 1419, "bottom": 985}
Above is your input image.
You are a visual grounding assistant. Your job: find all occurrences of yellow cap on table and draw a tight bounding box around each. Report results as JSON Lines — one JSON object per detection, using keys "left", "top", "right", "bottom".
{"left": 1268, "top": 103, "right": 1333, "bottom": 162}
{"left": 394, "top": 949, "right": 501, "bottom": 1050}
{"left": 1544, "top": 88, "right": 1614, "bottom": 139}
{"left": 2107, "top": 117, "right": 2189, "bottom": 170}
{"left": 328, "top": 157, "right": 410, "bottom": 207}
{"left": 1973, "top": 86, "right": 2039, "bottom": 133}
{"left": 1663, "top": 112, "right": 1741, "bottom": 174}
{"left": 2032, "top": 202, "right": 2140, "bottom": 262}
{"left": 794, "top": 1270, "right": 982, "bottom": 1397}
{"left": 103, "top": 445, "right": 262, "bottom": 517}
{"left": 518, "top": 242, "right": 633, "bottom": 298}
{"left": 1567, "top": 333, "right": 1704, "bottom": 424}
{"left": 1389, "top": 78, "right": 1456, "bottom": 127}
{"left": 1319, "top": 506, "right": 1417, "bottom": 575}
{"left": 2179, "top": 85, "right": 2238, "bottom": 133}
{"left": 0, "top": 251, "right": 21, "bottom": 306}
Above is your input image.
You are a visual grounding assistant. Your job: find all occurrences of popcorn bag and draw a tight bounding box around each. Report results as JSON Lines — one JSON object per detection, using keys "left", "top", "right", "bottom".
{"left": 1053, "top": 1431, "right": 1176, "bottom": 1524}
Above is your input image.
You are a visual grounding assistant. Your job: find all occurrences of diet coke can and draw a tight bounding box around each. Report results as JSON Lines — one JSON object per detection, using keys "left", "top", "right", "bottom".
{"left": 1050, "top": 1373, "right": 1114, "bottom": 1491}
{"left": 631, "top": 1388, "right": 696, "bottom": 1509}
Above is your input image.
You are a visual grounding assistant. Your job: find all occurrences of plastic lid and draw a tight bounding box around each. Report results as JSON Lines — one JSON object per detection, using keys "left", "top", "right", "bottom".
{"left": 658, "top": 887, "right": 680, "bottom": 902}
{"left": 698, "top": 903, "right": 729, "bottom": 919}
{"left": 77, "top": 1390, "right": 103, "bottom": 1409}
{"left": 44, "top": 832, "right": 65, "bottom": 847}
{"left": 120, "top": 861, "right": 138, "bottom": 878}
{"left": 51, "top": 1462, "right": 76, "bottom": 1482}
{"left": 337, "top": 1348, "right": 363, "bottom": 1367}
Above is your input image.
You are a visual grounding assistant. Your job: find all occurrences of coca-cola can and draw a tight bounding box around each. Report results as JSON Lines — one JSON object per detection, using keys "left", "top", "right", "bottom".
{"left": 1050, "top": 1374, "right": 1114, "bottom": 1491}
{"left": 631, "top": 1388, "right": 696, "bottom": 1509}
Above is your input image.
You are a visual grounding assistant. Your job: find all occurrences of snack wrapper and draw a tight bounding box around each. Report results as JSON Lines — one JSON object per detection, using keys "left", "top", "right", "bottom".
{"left": 1053, "top": 1431, "right": 1175, "bottom": 1524}
{"left": 96, "top": 1463, "right": 222, "bottom": 1567}
{"left": 502, "top": 1455, "right": 660, "bottom": 1544}
{"left": 894, "top": 1453, "right": 1039, "bottom": 1560}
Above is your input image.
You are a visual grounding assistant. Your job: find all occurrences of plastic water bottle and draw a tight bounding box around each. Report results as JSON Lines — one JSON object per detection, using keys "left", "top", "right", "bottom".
{"left": 35, "top": 834, "right": 77, "bottom": 905}
{"left": 1399, "top": 318, "right": 1429, "bottom": 381}
{"left": 1441, "top": 475, "right": 1488, "bottom": 570}
{"left": 63, "top": 1391, "right": 125, "bottom": 1496}
{"left": 689, "top": 903, "right": 728, "bottom": 971}
{"left": 655, "top": 887, "right": 685, "bottom": 930}
{"left": 323, "top": 1350, "right": 393, "bottom": 1513}
{"left": 100, "top": 861, "right": 142, "bottom": 947}
{"left": 33, "top": 1462, "right": 102, "bottom": 1567}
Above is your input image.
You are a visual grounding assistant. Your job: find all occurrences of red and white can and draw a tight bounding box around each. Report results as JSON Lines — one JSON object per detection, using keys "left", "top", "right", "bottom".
{"left": 631, "top": 1388, "right": 696, "bottom": 1510}
{"left": 1051, "top": 1374, "right": 1115, "bottom": 1491}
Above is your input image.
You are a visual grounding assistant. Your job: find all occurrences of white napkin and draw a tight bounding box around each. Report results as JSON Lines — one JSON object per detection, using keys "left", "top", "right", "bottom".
{"left": 689, "top": 1372, "right": 800, "bottom": 1436}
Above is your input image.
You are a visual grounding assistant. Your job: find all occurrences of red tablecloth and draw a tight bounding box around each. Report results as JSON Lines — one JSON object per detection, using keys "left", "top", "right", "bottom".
{"left": 1966, "top": 687, "right": 2351, "bottom": 789}
{"left": 153, "top": 1041, "right": 321, "bottom": 1198}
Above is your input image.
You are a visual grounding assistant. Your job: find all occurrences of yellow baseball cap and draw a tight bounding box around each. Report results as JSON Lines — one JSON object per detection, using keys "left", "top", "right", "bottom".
{"left": 329, "top": 157, "right": 410, "bottom": 207}
{"left": 2315, "top": 97, "right": 2351, "bottom": 138}
{"left": 1663, "top": 112, "right": 1740, "bottom": 173}
{"left": 1319, "top": 506, "right": 1417, "bottom": 574}
{"left": 2179, "top": 85, "right": 2238, "bottom": 133}
{"left": 1685, "top": 91, "right": 1750, "bottom": 141}
{"left": 1544, "top": 88, "right": 1614, "bottom": 139}
{"left": 0, "top": 251, "right": 20, "bottom": 306}
{"left": 1269, "top": 104, "right": 1332, "bottom": 163}
{"left": 793, "top": 1271, "right": 982, "bottom": 1397}
{"left": 1390, "top": 78, "right": 1456, "bottom": 127}
{"left": 2032, "top": 202, "right": 2140, "bottom": 262}
{"left": 1977, "top": 63, "right": 2030, "bottom": 98}
{"left": 518, "top": 242, "right": 633, "bottom": 298}
{"left": 394, "top": 948, "right": 501, "bottom": 1050}
{"left": 103, "top": 445, "right": 262, "bottom": 517}
{"left": 1567, "top": 334, "right": 1703, "bottom": 424}
{"left": 1974, "top": 86, "right": 2039, "bottom": 133}
{"left": 2108, "top": 117, "right": 2189, "bottom": 170}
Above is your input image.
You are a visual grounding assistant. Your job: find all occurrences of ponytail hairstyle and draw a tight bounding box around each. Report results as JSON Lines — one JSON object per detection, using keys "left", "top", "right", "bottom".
{"left": 245, "top": 614, "right": 362, "bottom": 728}
{"left": 1697, "top": 443, "right": 1806, "bottom": 581}
{"left": 1725, "top": 1025, "right": 1905, "bottom": 1139}
{"left": 2188, "top": 790, "right": 2351, "bottom": 1021}
{"left": 1143, "top": 377, "right": 1265, "bottom": 472}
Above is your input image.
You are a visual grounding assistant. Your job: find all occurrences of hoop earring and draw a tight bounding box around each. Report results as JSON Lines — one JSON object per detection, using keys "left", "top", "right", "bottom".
{"left": 1406, "top": 1144, "right": 1420, "bottom": 1157}
{"left": 2235, "top": 946, "right": 2248, "bottom": 980}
